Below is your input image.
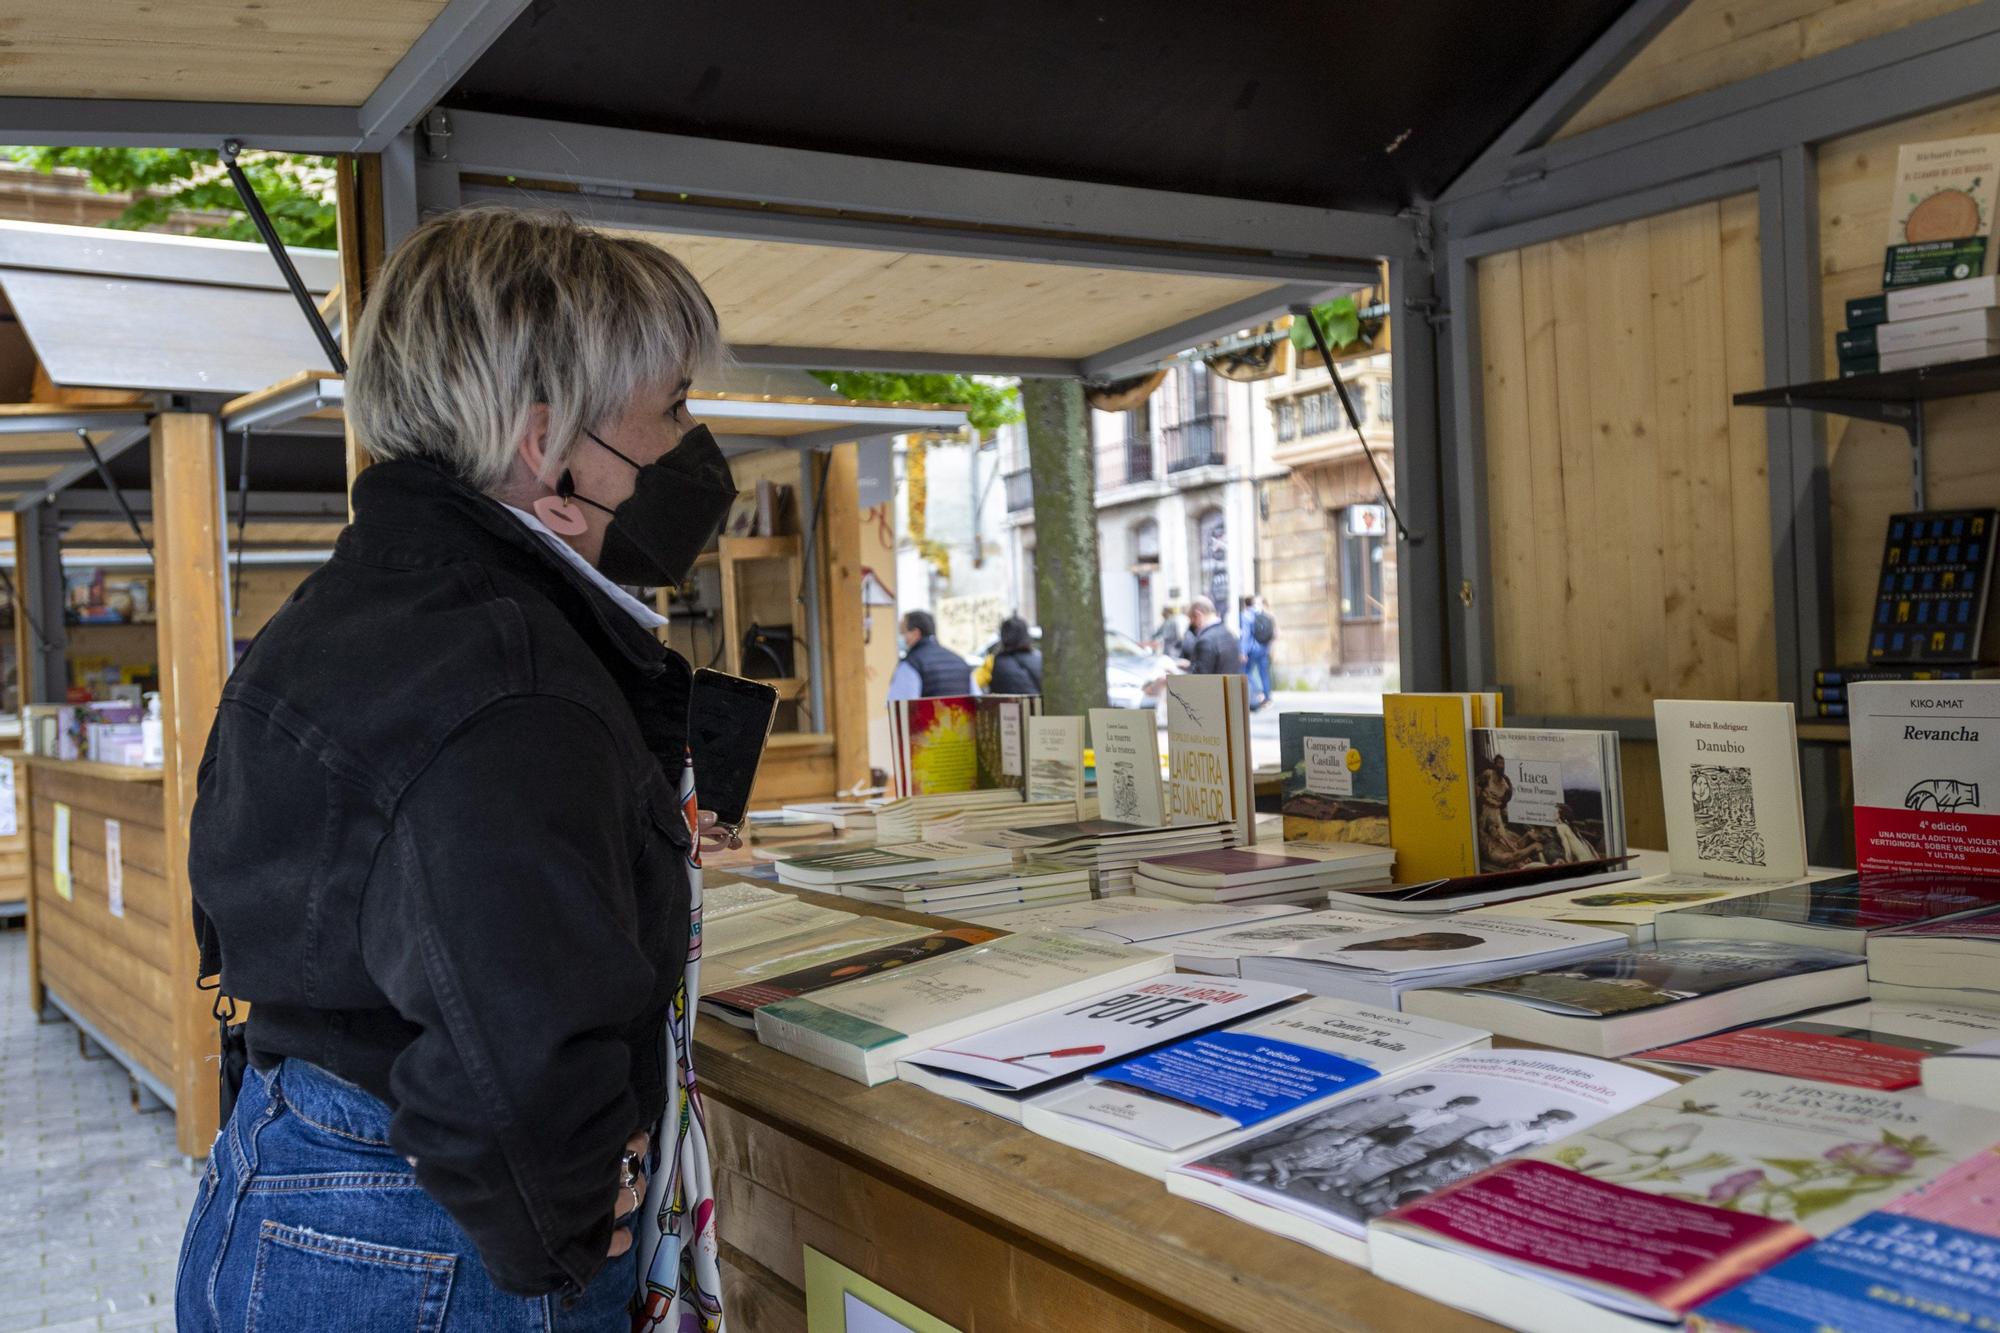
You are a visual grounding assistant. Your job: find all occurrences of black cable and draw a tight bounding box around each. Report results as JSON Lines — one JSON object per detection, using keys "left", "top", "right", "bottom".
{"left": 221, "top": 140, "right": 346, "bottom": 375}
{"left": 76, "top": 430, "right": 153, "bottom": 561}
{"left": 0, "top": 564, "right": 55, "bottom": 657}
{"left": 1300, "top": 309, "right": 1422, "bottom": 546}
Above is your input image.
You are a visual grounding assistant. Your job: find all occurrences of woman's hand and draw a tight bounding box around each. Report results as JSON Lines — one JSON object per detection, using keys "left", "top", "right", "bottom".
{"left": 607, "top": 1130, "right": 650, "bottom": 1257}
{"left": 697, "top": 809, "right": 743, "bottom": 853}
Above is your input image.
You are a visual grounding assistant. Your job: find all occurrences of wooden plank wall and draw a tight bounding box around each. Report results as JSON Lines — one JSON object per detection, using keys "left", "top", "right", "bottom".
{"left": 29, "top": 769, "right": 170, "bottom": 1086}
{"left": 1818, "top": 92, "right": 2000, "bottom": 660}
{"left": 1557, "top": 0, "right": 1983, "bottom": 141}
{"left": 1477, "top": 193, "right": 1774, "bottom": 850}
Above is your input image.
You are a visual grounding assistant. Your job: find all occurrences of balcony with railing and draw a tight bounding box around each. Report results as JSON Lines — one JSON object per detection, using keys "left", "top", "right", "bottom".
{"left": 1004, "top": 468, "right": 1034, "bottom": 513}
{"left": 1122, "top": 432, "right": 1156, "bottom": 484}
{"left": 1164, "top": 414, "right": 1227, "bottom": 473}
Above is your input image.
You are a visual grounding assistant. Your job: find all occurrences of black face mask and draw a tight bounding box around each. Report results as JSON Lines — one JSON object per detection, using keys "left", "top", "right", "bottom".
{"left": 559, "top": 424, "right": 736, "bottom": 587}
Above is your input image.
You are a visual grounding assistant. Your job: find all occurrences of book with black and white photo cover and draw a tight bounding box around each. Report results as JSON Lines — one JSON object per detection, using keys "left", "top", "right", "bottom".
{"left": 1280, "top": 712, "right": 1391, "bottom": 846}
{"left": 1636, "top": 998, "right": 2000, "bottom": 1089}
{"left": 1653, "top": 700, "right": 1807, "bottom": 882}
{"left": 1401, "top": 941, "right": 1869, "bottom": 1058}
{"left": 1168, "top": 1050, "right": 1671, "bottom": 1265}
{"left": 1367, "top": 1069, "right": 1996, "bottom": 1332}
{"left": 754, "top": 930, "right": 1173, "bottom": 1085}
{"left": 1239, "top": 914, "right": 1626, "bottom": 1010}
{"left": 1019, "top": 998, "right": 1489, "bottom": 1178}
{"left": 1654, "top": 871, "right": 2000, "bottom": 953}
{"left": 1469, "top": 728, "right": 1625, "bottom": 875}
{"left": 1849, "top": 681, "right": 2000, "bottom": 877}
{"left": 895, "top": 975, "right": 1303, "bottom": 1121}
{"left": 1024, "top": 715, "right": 1087, "bottom": 806}
{"left": 773, "top": 839, "right": 1013, "bottom": 888}
{"left": 700, "top": 925, "right": 1003, "bottom": 1029}
{"left": 1164, "top": 674, "right": 1256, "bottom": 845}
{"left": 1090, "top": 708, "right": 1165, "bottom": 827}
{"left": 698, "top": 916, "right": 933, "bottom": 1003}
{"left": 1922, "top": 1036, "right": 2000, "bottom": 1109}
{"left": 1143, "top": 908, "right": 1409, "bottom": 975}
{"left": 1869, "top": 902, "right": 2000, "bottom": 1002}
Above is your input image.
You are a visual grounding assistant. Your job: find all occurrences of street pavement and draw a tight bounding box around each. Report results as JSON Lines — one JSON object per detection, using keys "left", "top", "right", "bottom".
{"left": 0, "top": 927, "right": 187, "bottom": 1332}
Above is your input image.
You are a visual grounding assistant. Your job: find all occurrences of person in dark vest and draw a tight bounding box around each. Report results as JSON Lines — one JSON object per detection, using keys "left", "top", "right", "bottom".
{"left": 887, "top": 609, "right": 974, "bottom": 702}
{"left": 987, "top": 615, "right": 1043, "bottom": 696}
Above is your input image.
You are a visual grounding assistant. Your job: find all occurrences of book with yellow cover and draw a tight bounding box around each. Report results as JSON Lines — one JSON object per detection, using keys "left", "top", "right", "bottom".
{"left": 1384, "top": 693, "right": 1479, "bottom": 883}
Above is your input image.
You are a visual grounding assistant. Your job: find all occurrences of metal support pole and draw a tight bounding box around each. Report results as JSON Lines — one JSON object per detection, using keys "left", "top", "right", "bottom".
{"left": 21, "top": 505, "right": 67, "bottom": 703}
{"left": 1908, "top": 408, "right": 1928, "bottom": 511}
{"left": 798, "top": 449, "right": 828, "bottom": 733}
{"left": 221, "top": 140, "right": 347, "bottom": 374}
{"left": 1388, "top": 252, "right": 1451, "bottom": 692}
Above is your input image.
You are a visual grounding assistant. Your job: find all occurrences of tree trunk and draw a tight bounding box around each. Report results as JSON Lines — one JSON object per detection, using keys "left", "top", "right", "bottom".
{"left": 1021, "top": 377, "right": 1109, "bottom": 715}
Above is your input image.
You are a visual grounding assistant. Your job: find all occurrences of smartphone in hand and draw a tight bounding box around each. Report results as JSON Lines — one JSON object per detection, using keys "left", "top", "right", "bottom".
{"left": 688, "top": 669, "right": 780, "bottom": 836}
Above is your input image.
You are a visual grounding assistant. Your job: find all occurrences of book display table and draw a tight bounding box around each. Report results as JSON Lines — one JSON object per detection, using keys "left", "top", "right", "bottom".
{"left": 19, "top": 755, "right": 177, "bottom": 1110}
{"left": 694, "top": 891, "right": 1502, "bottom": 1333}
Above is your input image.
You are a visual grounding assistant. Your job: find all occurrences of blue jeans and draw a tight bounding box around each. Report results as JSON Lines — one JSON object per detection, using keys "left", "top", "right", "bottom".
{"left": 1242, "top": 644, "right": 1273, "bottom": 705}
{"left": 176, "top": 1060, "right": 636, "bottom": 1333}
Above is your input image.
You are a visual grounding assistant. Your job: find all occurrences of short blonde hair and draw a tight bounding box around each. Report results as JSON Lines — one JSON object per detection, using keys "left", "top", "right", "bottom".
{"left": 349, "top": 207, "right": 723, "bottom": 492}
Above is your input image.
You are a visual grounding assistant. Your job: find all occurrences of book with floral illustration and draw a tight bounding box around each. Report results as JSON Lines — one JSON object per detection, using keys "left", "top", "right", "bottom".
{"left": 1368, "top": 1069, "right": 1996, "bottom": 1330}
{"left": 1691, "top": 1145, "right": 2000, "bottom": 1332}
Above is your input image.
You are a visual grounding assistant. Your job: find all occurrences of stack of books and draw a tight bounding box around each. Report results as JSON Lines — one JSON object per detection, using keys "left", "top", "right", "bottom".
{"left": 867, "top": 788, "right": 1030, "bottom": 844}
{"left": 839, "top": 859, "right": 1092, "bottom": 920}
{"left": 1131, "top": 843, "right": 1395, "bottom": 906}
{"left": 1868, "top": 902, "right": 2000, "bottom": 1007}
{"left": 1634, "top": 997, "right": 2000, "bottom": 1090}
{"left": 1002, "top": 818, "right": 1237, "bottom": 896}
{"left": 1654, "top": 872, "right": 2000, "bottom": 954}
{"left": 772, "top": 839, "right": 1014, "bottom": 890}
{"left": 1839, "top": 276, "right": 2000, "bottom": 376}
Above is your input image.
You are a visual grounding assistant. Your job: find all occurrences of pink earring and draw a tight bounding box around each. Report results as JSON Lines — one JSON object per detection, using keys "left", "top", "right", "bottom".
{"left": 533, "top": 494, "right": 589, "bottom": 536}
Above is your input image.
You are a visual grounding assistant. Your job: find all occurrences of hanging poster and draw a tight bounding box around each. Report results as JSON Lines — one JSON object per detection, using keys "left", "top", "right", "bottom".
{"left": 105, "top": 819, "right": 124, "bottom": 919}
{"left": 52, "top": 802, "right": 71, "bottom": 901}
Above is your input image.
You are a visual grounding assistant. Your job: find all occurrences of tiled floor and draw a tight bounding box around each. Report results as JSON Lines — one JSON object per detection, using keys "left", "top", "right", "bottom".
{"left": 0, "top": 926, "right": 189, "bottom": 1332}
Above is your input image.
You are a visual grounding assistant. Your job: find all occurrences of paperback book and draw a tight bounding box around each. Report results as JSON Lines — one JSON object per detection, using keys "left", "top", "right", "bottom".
{"left": 1240, "top": 914, "right": 1626, "bottom": 1010}
{"left": 1403, "top": 941, "right": 1869, "bottom": 1058}
{"left": 1480, "top": 873, "right": 1834, "bottom": 944}
{"left": 971, "top": 895, "right": 1195, "bottom": 934}
{"left": 702, "top": 897, "right": 854, "bottom": 957}
{"left": 1090, "top": 707, "right": 1165, "bottom": 827}
{"left": 1880, "top": 134, "right": 2000, "bottom": 288}
{"left": 973, "top": 695, "right": 1037, "bottom": 792}
{"left": 773, "top": 839, "right": 1015, "bottom": 889}
{"left": 895, "top": 975, "right": 1303, "bottom": 1122}
{"left": 1923, "top": 1036, "right": 2000, "bottom": 1109}
{"left": 1849, "top": 681, "right": 2000, "bottom": 876}
{"left": 700, "top": 925, "right": 1002, "bottom": 1029}
{"left": 701, "top": 878, "right": 794, "bottom": 922}
{"left": 1163, "top": 674, "right": 1255, "bottom": 845}
{"left": 892, "top": 695, "right": 978, "bottom": 796}
{"left": 755, "top": 930, "right": 1174, "bottom": 1085}
{"left": 1654, "top": 700, "right": 1808, "bottom": 882}
{"left": 698, "top": 916, "right": 931, "bottom": 1001}
{"left": 1141, "top": 908, "right": 1408, "bottom": 976}
{"left": 1131, "top": 843, "right": 1395, "bottom": 903}
{"left": 1019, "top": 998, "right": 1489, "bottom": 1178}
{"left": 1279, "top": 712, "right": 1390, "bottom": 845}
{"left": 1469, "top": 728, "right": 1625, "bottom": 875}
{"left": 1691, "top": 1147, "right": 2000, "bottom": 1333}
{"left": 1367, "top": 1069, "right": 1997, "bottom": 1331}
{"left": 1637, "top": 998, "right": 2000, "bottom": 1089}
{"left": 1168, "top": 1051, "right": 1671, "bottom": 1265}
{"left": 1654, "top": 871, "right": 2000, "bottom": 953}
{"left": 1069, "top": 901, "right": 1310, "bottom": 946}
{"left": 1024, "top": 715, "right": 1087, "bottom": 806}
{"left": 1383, "top": 693, "right": 1479, "bottom": 883}
{"left": 1870, "top": 902, "right": 2000, "bottom": 1003}
{"left": 837, "top": 859, "right": 1086, "bottom": 908}
{"left": 1323, "top": 857, "right": 1641, "bottom": 915}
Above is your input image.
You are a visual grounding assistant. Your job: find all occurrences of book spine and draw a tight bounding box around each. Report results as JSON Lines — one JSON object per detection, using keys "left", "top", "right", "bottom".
{"left": 1835, "top": 326, "right": 1877, "bottom": 357}
{"left": 1816, "top": 666, "right": 1977, "bottom": 684}
{"left": 1845, "top": 294, "right": 1888, "bottom": 328}
{"left": 1816, "top": 701, "right": 1848, "bottom": 718}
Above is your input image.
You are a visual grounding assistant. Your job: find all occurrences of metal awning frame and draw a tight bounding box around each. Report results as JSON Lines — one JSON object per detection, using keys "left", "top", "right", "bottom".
{"left": 220, "top": 376, "right": 347, "bottom": 436}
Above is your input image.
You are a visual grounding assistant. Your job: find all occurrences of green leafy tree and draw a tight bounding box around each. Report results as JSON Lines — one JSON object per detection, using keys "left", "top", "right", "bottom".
{"left": 807, "top": 370, "right": 1019, "bottom": 435}
{"left": 4, "top": 146, "right": 338, "bottom": 248}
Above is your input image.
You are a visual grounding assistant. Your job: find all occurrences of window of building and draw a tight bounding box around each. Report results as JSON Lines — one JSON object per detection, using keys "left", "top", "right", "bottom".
{"left": 1196, "top": 507, "right": 1229, "bottom": 612}
{"left": 1275, "top": 400, "right": 1297, "bottom": 442}
{"left": 1180, "top": 361, "right": 1215, "bottom": 420}
{"left": 1300, "top": 392, "right": 1323, "bottom": 436}
{"left": 1346, "top": 381, "right": 1368, "bottom": 428}
{"left": 1377, "top": 380, "right": 1394, "bottom": 423}
{"left": 1131, "top": 518, "right": 1160, "bottom": 564}
{"left": 1338, "top": 509, "right": 1386, "bottom": 621}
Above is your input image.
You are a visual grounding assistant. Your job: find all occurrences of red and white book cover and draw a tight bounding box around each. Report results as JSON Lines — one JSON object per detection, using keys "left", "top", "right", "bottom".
{"left": 1850, "top": 682, "right": 2000, "bottom": 876}
{"left": 1367, "top": 1069, "right": 1995, "bottom": 1325}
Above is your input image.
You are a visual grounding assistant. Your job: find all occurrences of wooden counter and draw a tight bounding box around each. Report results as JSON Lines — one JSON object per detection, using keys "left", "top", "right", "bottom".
{"left": 0, "top": 739, "right": 28, "bottom": 915}
{"left": 694, "top": 890, "right": 1500, "bottom": 1333}
{"left": 22, "top": 755, "right": 177, "bottom": 1109}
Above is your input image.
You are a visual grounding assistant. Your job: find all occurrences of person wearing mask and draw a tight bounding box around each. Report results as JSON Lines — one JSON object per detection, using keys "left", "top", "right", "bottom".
{"left": 986, "top": 615, "right": 1043, "bottom": 695}
{"left": 886, "top": 609, "right": 975, "bottom": 703}
{"left": 179, "top": 207, "right": 733, "bottom": 1330}
{"left": 1181, "top": 595, "right": 1244, "bottom": 676}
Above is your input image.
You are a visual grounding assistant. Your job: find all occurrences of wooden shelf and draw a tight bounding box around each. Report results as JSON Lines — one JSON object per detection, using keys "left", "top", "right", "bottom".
{"left": 719, "top": 535, "right": 801, "bottom": 561}
{"left": 1796, "top": 720, "right": 1851, "bottom": 743}
{"left": 17, "top": 754, "right": 164, "bottom": 782}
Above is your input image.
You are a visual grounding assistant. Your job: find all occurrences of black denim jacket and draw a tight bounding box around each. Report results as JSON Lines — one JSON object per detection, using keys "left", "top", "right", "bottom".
{"left": 189, "top": 457, "right": 694, "bottom": 1298}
